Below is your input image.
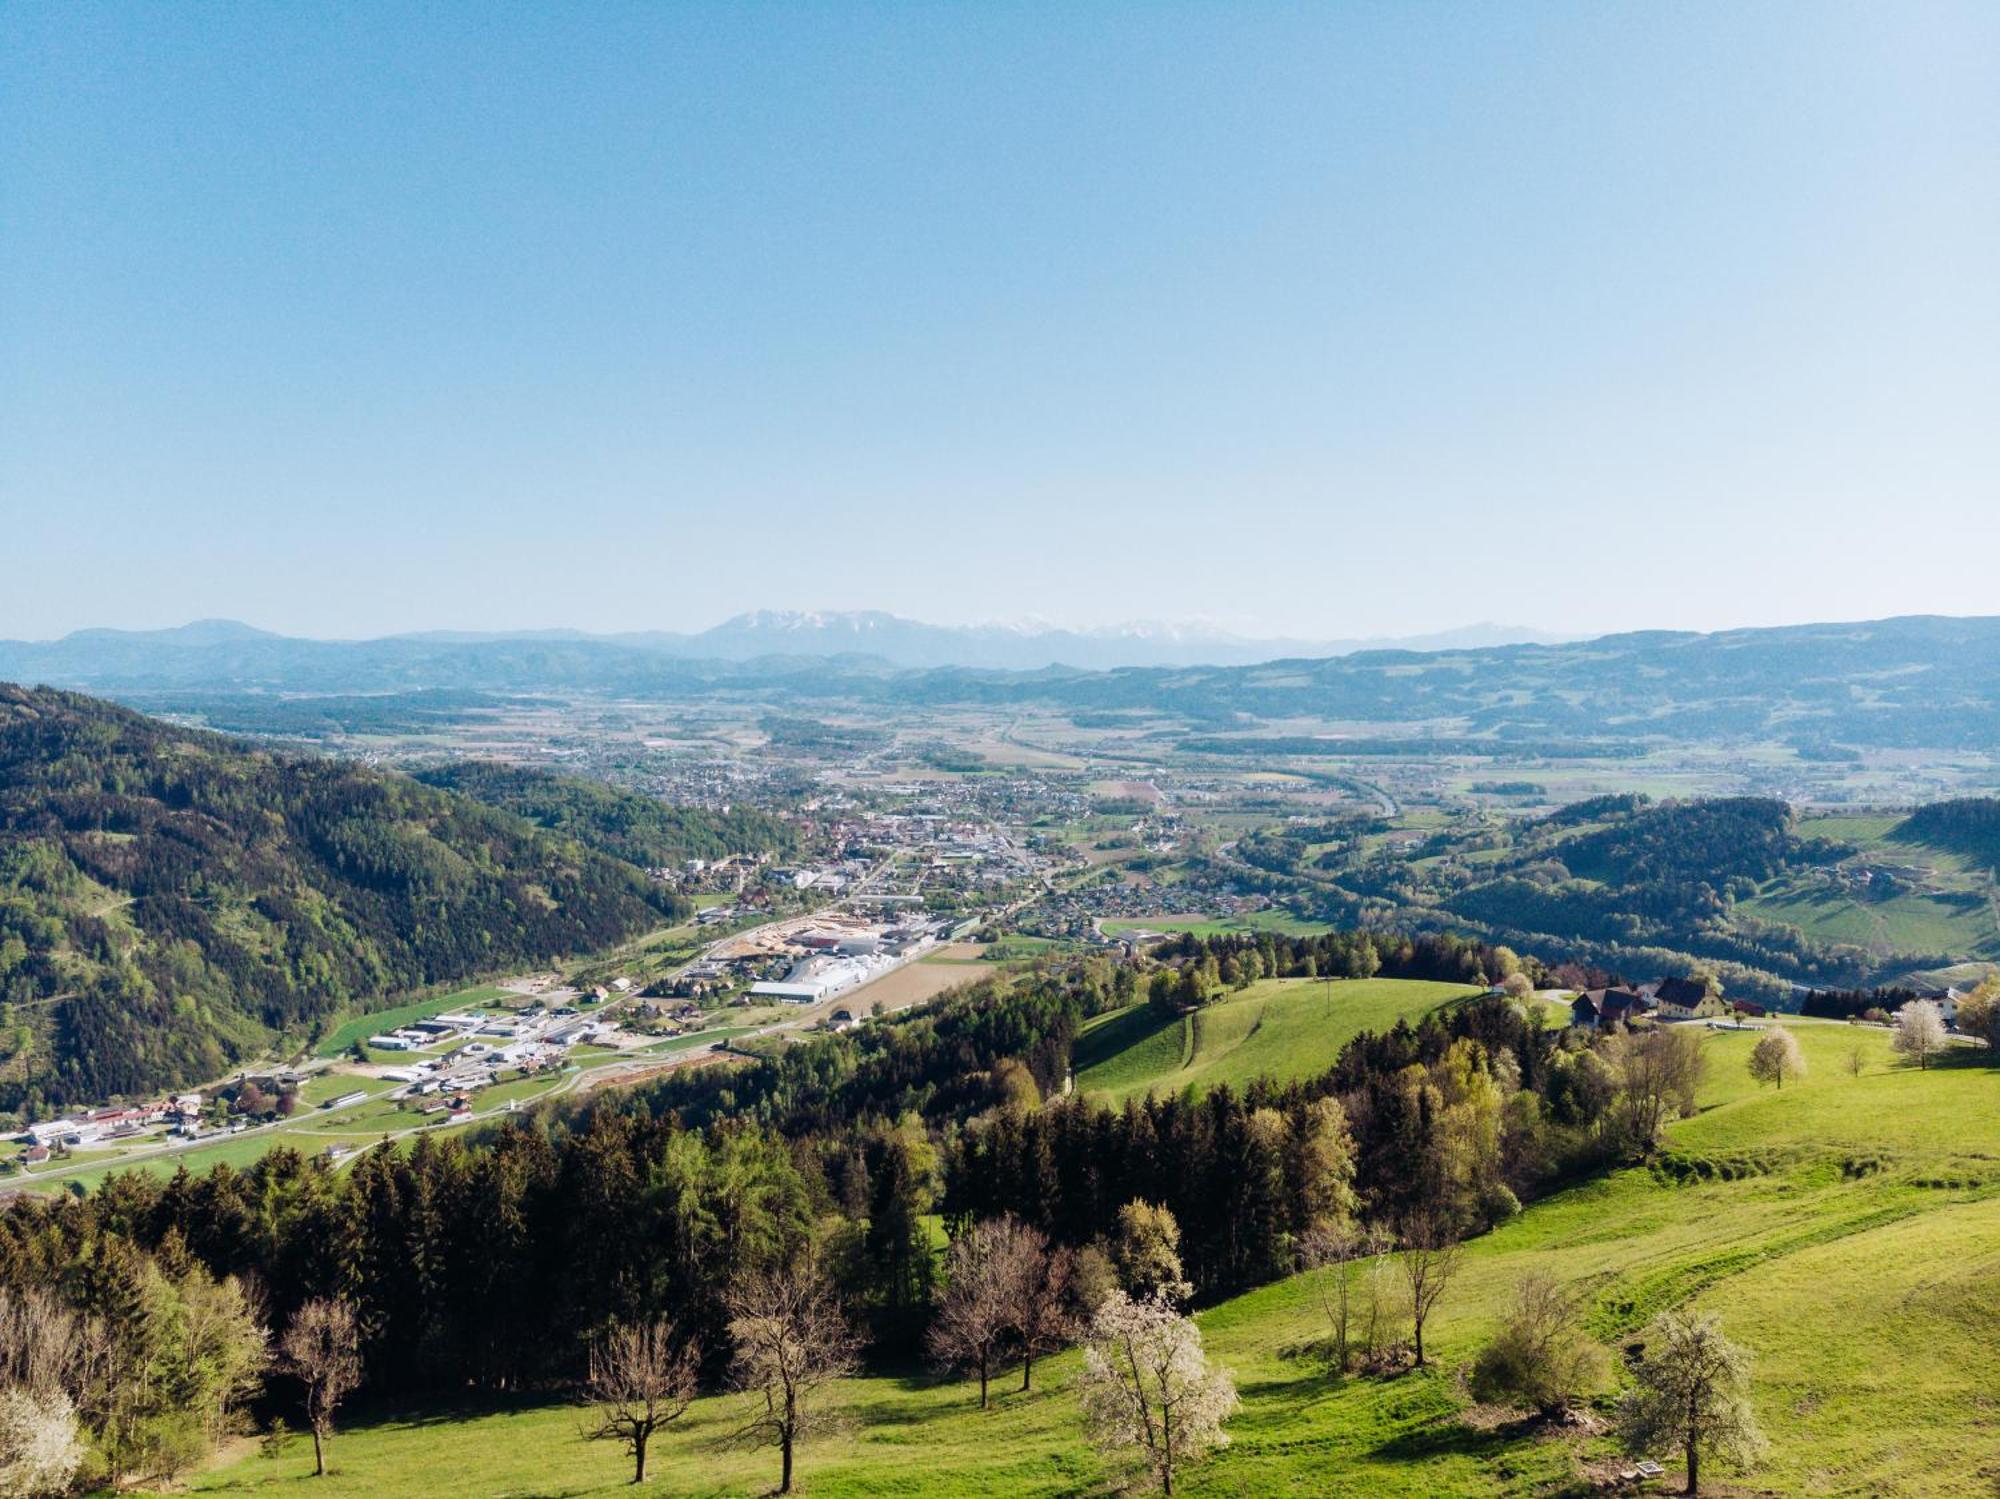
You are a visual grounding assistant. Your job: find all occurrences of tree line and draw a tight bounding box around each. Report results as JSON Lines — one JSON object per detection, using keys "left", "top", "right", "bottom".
{"left": 0, "top": 939, "right": 1749, "bottom": 1491}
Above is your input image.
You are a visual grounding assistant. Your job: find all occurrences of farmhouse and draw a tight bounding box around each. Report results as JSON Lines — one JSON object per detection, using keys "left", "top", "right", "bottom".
{"left": 1570, "top": 987, "right": 1657, "bottom": 1029}
{"left": 1652, "top": 976, "right": 1728, "bottom": 1021}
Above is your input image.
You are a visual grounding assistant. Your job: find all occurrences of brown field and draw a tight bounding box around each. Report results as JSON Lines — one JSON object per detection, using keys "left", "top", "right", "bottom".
{"left": 846, "top": 952, "right": 990, "bottom": 1012}
{"left": 1090, "top": 778, "right": 1165, "bottom": 803}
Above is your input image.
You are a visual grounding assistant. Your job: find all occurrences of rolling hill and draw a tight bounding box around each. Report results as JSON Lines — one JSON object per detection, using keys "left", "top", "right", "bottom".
{"left": 173, "top": 1018, "right": 2000, "bottom": 1498}
{"left": 1291, "top": 795, "right": 2000, "bottom": 997}
{"left": 5, "top": 613, "right": 2000, "bottom": 749}
{"left": 0, "top": 685, "right": 689, "bottom": 1108}
{"left": 1072, "top": 976, "right": 1476, "bottom": 1104}
{"left": 413, "top": 761, "right": 798, "bottom": 868}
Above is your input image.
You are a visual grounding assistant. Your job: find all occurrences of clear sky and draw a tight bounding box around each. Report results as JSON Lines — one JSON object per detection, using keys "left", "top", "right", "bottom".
{"left": 3, "top": 3, "right": 1995, "bottom": 642}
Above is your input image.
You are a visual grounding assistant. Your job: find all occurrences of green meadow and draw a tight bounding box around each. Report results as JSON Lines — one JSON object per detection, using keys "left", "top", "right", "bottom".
{"left": 172, "top": 1018, "right": 2000, "bottom": 1499}
{"left": 176, "top": 1015, "right": 2000, "bottom": 1495}
{"left": 1073, "top": 976, "right": 1476, "bottom": 1105}
{"left": 1100, "top": 910, "right": 1327, "bottom": 939}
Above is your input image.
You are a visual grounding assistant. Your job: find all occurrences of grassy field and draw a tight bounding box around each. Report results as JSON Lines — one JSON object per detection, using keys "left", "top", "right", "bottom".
{"left": 1073, "top": 977, "right": 1477, "bottom": 1105}
{"left": 180, "top": 1016, "right": 2000, "bottom": 1498}
{"left": 1099, "top": 910, "right": 1325, "bottom": 939}
{"left": 188, "top": 1011, "right": 2000, "bottom": 1495}
{"left": 1740, "top": 883, "right": 1998, "bottom": 958}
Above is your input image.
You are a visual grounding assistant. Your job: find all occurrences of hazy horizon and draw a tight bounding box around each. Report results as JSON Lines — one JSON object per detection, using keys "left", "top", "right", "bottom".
{"left": 5, "top": 4, "right": 1995, "bottom": 641}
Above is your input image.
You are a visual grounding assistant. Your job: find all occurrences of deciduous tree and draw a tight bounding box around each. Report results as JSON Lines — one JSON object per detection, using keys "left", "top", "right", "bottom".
{"left": 1008, "top": 1229, "right": 1081, "bottom": 1393}
{"left": 1076, "top": 1289, "right": 1237, "bottom": 1495}
{"left": 0, "top": 1387, "right": 86, "bottom": 1499}
{"left": 279, "top": 1298, "right": 361, "bottom": 1478}
{"left": 1111, "top": 1201, "right": 1188, "bottom": 1302}
{"left": 1605, "top": 1025, "right": 1706, "bottom": 1153}
{"left": 926, "top": 1218, "right": 1033, "bottom": 1408}
{"left": 1953, "top": 976, "right": 2000, "bottom": 1054}
{"left": 1746, "top": 1027, "right": 1806, "bottom": 1090}
{"left": 1891, "top": 999, "right": 1947, "bottom": 1071}
{"left": 1298, "top": 1222, "right": 1389, "bottom": 1375}
{"left": 1618, "top": 1310, "right": 1766, "bottom": 1496}
{"left": 1398, "top": 1211, "right": 1461, "bottom": 1370}
{"left": 584, "top": 1318, "right": 698, "bottom": 1484}
{"left": 1469, "top": 1273, "right": 1609, "bottom": 1418}
{"left": 726, "top": 1254, "right": 861, "bottom": 1494}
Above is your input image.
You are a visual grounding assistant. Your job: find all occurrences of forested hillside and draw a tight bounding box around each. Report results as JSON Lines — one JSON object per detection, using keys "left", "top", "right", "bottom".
{"left": 415, "top": 761, "right": 797, "bottom": 867}
{"left": 1262, "top": 796, "right": 1881, "bottom": 996}
{"left": 0, "top": 686, "right": 686, "bottom": 1110}
{"left": 1895, "top": 798, "right": 2000, "bottom": 872}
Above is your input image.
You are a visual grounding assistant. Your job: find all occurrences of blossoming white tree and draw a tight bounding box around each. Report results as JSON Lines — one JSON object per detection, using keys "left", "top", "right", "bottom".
{"left": 1891, "top": 999, "right": 1948, "bottom": 1070}
{"left": 1076, "top": 1289, "right": 1237, "bottom": 1495}
{"left": 1746, "top": 1026, "right": 1806, "bottom": 1090}
{"left": 0, "top": 1387, "right": 86, "bottom": 1499}
{"left": 1618, "top": 1309, "right": 1766, "bottom": 1496}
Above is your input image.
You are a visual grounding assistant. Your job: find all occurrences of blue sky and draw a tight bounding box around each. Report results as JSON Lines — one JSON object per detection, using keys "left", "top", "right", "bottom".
{"left": 3, "top": 3, "right": 1994, "bottom": 642}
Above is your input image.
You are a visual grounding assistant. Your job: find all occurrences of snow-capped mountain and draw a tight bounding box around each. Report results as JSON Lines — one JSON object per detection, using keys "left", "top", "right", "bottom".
{"left": 675, "top": 610, "right": 1566, "bottom": 670}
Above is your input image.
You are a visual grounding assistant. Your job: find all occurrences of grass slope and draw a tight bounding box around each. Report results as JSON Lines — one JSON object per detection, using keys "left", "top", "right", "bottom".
{"left": 182, "top": 1020, "right": 2000, "bottom": 1498}
{"left": 1074, "top": 977, "right": 1477, "bottom": 1105}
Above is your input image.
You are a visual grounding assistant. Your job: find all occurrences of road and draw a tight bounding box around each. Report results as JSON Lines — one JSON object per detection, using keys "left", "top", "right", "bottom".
{"left": 13, "top": 839, "right": 1042, "bottom": 1192}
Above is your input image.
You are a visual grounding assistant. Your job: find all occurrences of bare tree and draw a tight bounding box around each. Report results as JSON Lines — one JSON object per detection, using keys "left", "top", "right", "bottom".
{"left": 1399, "top": 1212, "right": 1462, "bottom": 1369}
{"left": 1076, "top": 1288, "right": 1237, "bottom": 1495}
{"left": 1844, "top": 1044, "right": 1866, "bottom": 1079}
{"left": 1359, "top": 1234, "right": 1403, "bottom": 1369}
{"left": 1891, "top": 999, "right": 1947, "bottom": 1070}
{"left": 1606, "top": 1025, "right": 1707, "bottom": 1152}
{"left": 584, "top": 1318, "right": 699, "bottom": 1484}
{"left": 1469, "top": 1273, "right": 1610, "bottom": 1419}
{"left": 726, "top": 1254, "right": 861, "bottom": 1494}
{"left": 1011, "top": 1234, "right": 1081, "bottom": 1393}
{"left": 1746, "top": 1027, "right": 1806, "bottom": 1090}
{"left": 926, "top": 1218, "right": 1034, "bottom": 1408}
{"left": 1299, "top": 1223, "right": 1388, "bottom": 1375}
{"left": 0, "top": 1286, "right": 86, "bottom": 1396}
{"left": 279, "top": 1298, "right": 362, "bottom": 1478}
{"left": 1619, "top": 1310, "right": 1766, "bottom": 1495}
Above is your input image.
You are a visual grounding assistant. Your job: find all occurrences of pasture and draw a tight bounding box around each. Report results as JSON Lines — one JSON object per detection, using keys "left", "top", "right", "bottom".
{"left": 1073, "top": 976, "right": 1476, "bottom": 1105}
{"left": 179, "top": 1016, "right": 2000, "bottom": 1497}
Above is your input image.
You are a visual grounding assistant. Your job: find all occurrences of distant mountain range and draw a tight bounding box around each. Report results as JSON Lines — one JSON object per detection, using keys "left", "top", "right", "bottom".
{"left": 3, "top": 612, "right": 1999, "bottom": 750}
{"left": 0, "top": 610, "right": 1566, "bottom": 676}
{"left": 643, "top": 610, "right": 1568, "bottom": 669}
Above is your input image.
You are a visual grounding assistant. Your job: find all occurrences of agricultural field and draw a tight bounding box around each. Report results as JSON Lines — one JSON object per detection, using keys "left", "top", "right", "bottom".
{"left": 178, "top": 1017, "right": 2000, "bottom": 1498}
{"left": 1100, "top": 910, "right": 1325, "bottom": 939}
{"left": 1739, "top": 883, "right": 1997, "bottom": 958}
{"left": 1073, "top": 977, "right": 1476, "bottom": 1105}
{"left": 842, "top": 956, "right": 998, "bottom": 1013}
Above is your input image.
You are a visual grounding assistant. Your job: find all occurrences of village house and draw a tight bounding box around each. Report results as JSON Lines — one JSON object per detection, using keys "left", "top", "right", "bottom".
{"left": 1652, "top": 976, "right": 1729, "bottom": 1021}
{"left": 1569, "top": 987, "right": 1657, "bottom": 1029}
